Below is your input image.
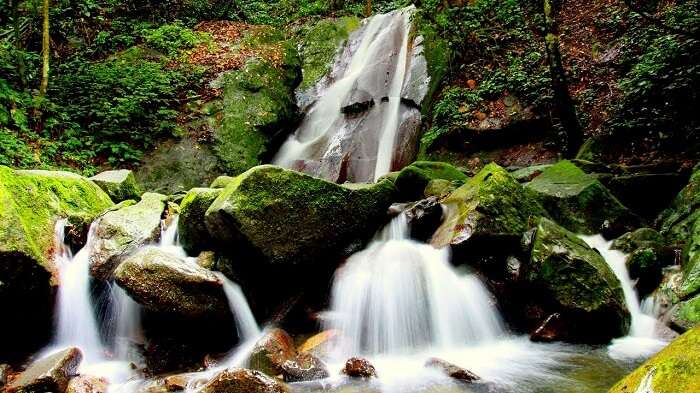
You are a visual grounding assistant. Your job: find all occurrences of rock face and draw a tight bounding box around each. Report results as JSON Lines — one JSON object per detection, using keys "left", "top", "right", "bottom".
{"left": 525, "top": 160, "right": 639, "bottom": 236}
{"left": 200, "top": 368, "right": 289, "bottom": 393}
{"left": 424, "top": 358, "right": 479, "bottom": 383}
{"left": 431, "top": 163, "right": 548, "bottom": 249}
{"left": 524, "top": 218, "right": 630, "bottom": 343}
{"left": 178, "top": 188, "right": 222, "bottom": 255}
{"left": 342, "top": 357, "right": 377, "bottom": 378}
{"left": 7, "top": 347, "right": 82, "bottom": 393}
{"left": 394, "top": 161, "right": 468, "bottom": 201}
{"left": 114, "top": 247, "right": 228, "bottom": 318}
{"left": 658, "top": 162, "right": 700, "bottom": 242}
{"left": 609, "top": 326, "right": 700, "bottom": 393}
{"left": 679, "top": 218, "right": 700, "bottom": 299}
{"left": 89, "top": 169, "right": 141, "bottom": 202}
{"left": 89, "top": 193, "right": 167, "bottom": 280}
{"left": 0, "top": 167, "right": 113, "bottom": 361}
{"left": 205, "top": 165, "right": 394, "bottom": 267}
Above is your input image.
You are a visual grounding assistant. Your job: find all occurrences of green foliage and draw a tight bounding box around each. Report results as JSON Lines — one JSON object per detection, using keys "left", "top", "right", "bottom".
{"left": 140, "top": 23, "right": 209, "bottom": 56}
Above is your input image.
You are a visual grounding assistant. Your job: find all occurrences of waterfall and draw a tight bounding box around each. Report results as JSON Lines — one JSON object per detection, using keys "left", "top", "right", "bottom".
{"left": 580, "top": 235, "right": 668, "bottom": 360}
{"left": 326, "top": 213, "right": 504, "bottom": 356}
{"left": 51, "top": 220, "right": 105, "bottom": 363}
{"left": 273, "top": 7, "right": 418, "bottom": 183}
{"left": 108, "top": 284, "right": 142, "bottom": 361}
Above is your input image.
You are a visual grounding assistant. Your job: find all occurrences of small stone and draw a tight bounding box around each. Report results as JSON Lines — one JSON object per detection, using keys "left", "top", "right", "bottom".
{"left": 281, "top": 352, "right": 329, "bottom": 382}
{"left": 341, "top": 357, "right": 377, "bottom": 379}
{"left": 425, "top": 357, "right": 479, "bottom": 383}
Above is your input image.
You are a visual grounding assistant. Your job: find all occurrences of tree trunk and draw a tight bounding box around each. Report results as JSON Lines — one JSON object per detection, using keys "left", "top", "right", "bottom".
{"left": 11, "top": 0, "right": 27, "bottom": 88}
{"left": 543, "top": 0, "right": 581, "bottom": 157}
{"left": 365, "top": 0, "right": 372, "bottom": 17}
{"left": 329, "top": 0, "right": 344, "bottom": 11}
{"left": 39, "top": 0, "right": 49, "bottom": 98}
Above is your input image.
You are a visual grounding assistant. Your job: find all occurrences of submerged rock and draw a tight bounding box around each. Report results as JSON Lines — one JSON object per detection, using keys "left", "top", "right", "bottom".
{"left": 114, "top": 247, "right": 228, "bottom": 318}
{"left": 525, "top": 218, "right": 630, "bottom": 343}
{"left": 394, "top": 161, "right": 468, "bottom": 201}
{"left": 200, "top": 368, "right": 289, "bottom": 393}
{"left": 609, "top": 326, "right": 700, "bottom": 393}
{"left": 342, "top": 357, "right": 377, "bottom": 379}
{"left": 7, "top": 347, "right": 82, "bottom": 393}
{"left": 89, "top": 169, "right": 141, "bottom": 203}
{"left": 431, "top": 163, "right": 547, "bottom": 249}
{"left": 90, "top": 193, "right": 167, "bottom": 280}
{"left": 0, "top": 167, "right": 113, "bottom": 361}
{"left": 178, "top": 188, "right": 222, "bottom": 255}
{"left": 424, "top": 358, "right": 479, "bottom": 383}
{"left": 205, "top": 165, "right": 394, "bottom": 267}
{"left": 525, "top": 160, "right": 639, "bottom": 236}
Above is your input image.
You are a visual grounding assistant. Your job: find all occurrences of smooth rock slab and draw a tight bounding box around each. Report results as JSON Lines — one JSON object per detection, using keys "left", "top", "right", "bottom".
{"left": 114, "top": 247, "right": 228, "bottom": 318}
{"left": 200, "top": 368, "right": 289, "bottom": 393}
{"left": 7, "top": 347, "right": 82, "bottom": 393}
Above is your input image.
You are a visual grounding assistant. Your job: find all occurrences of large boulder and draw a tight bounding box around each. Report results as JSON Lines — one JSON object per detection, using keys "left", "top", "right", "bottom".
{"left": 609, "top": 326, "right": 700, "bottom": 393}
{"left": 524, "top": 218, "right": 630, "bottom": 343}
{"left": 394, "top": 161, "right": 468, "bottom": 201}
{"left": 7, "top": 347, "right": 82, "bottom": 393}
{"left": 114, "top": 247, "right": 228, "bottom": 318}
{"left": 431, "top": 163, "right": 548, "bottom": 249}
{"left": 525, "top": 160, "right": 639, "bottom": 236}
{"left": 205, "top": 165, "right": 394, "bottom": 267}
{"left": 89, "top": 193, "right": 168, "bottom": 280}
{"left": 89, "top": 169, "right": 141, "bottom": 203}
{"left": 200, "top": 368, "right": 289, "bottom": 393}
{"left": 611, "top": 228, "right": 664, "bottom": 253}
{"left": 0, "top": 167, "right": 113, "bottom": 361}
{"left": 178, "top": 188, "right": 222, "bottom": 255}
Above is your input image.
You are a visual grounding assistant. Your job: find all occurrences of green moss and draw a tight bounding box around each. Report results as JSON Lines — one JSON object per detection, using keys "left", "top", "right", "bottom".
{"left": 298, "top": 16, "right": 360, "bottom": 90}
{"left": 611, "top": 228, "right": 664, "bottom": 253}
{"left": 205, "top": 165, "right": 395, "bottom": 266}
{"left": 659, "top": 163, "right": 700, "bottom": 242}
{"left": 526, "top": 160, "right": 638, "bottom": 234}
{"left": 178, "top": 188, "right": 222, "bottom": 255}
{"left": 609, "top": 326, "right": 700, "bottom": 393}
{"left": 680, "top": 218, "right": 700, "bottom": 298}
{"left": 673, "top": 294, "right": 700, "bottom": 331}
{"left": 394, "top": 161, "right": 468, "bottom": 201}
{"left": 432, "top": 163, "right": 548, "bottom": 246}
{"left": 210, "top": 176, "right": 235, "bottom": 189}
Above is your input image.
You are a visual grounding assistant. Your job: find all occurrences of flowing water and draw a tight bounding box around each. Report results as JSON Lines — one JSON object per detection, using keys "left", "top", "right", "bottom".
{"left": 274, "top": 6, "right": 418, "bottom": 182}
{"left": 580, "top": 235, "right": 668, "bottom": 360}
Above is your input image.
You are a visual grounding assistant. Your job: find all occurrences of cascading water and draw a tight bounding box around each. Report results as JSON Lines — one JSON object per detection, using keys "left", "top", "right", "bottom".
{"left": 327, "top": 213, "right": 504, "bottom": 356}
{"left": 580, "top": 235, "right": 668, "bottom": 360}
{"left": 273, "top": 6, "right": 421, "bottom": 183}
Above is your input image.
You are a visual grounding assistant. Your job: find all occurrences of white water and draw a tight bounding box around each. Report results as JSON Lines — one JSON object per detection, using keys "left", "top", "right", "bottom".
{"left": 327, "top": 213, "right": 504, "bottom": 356}
{"left": 273, "top": 7, "right": 414, "bottom": 182}
{"left": 580, "top": 235, "right": 668, "bottom": 360}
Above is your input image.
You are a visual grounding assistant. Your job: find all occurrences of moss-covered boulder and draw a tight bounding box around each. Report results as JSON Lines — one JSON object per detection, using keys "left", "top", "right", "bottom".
{"left": 214, "top": 45, "right": 301, "bottom": 176}
{"left": 525, "top": 161, "right": 639, "bottom": 236}
{"left": 0, "top": 167, "right": 113, "bottom": 361}
{"left": 678, "top": 217, "right": 700, "bottom": 299}
{"left": 200, "top": 368, "right": 289, "bottom": 393}
{"left": 670, "top": 294, "right": 700, "bottom": 332}
{"left": 510, "top": 164, "right": 552, "bottom": 183}
{"left": 657, "top": 162, "right": 700, "bottom": 242}
{"left": 114, "top": 247, "right": 228, "bottom": 318}
{"left": 205, "top": 165, "right": 395, "bottom": 267}
{"left": 609, "top": 326, "right": 700, "bottom": 393}
{"left": 627, "top": 245, "right": 676, "bottom": 297}
{"left": 89, "top": 193, "right": 167, "bottom": 280}
{"left": 89, "top": 169, "right": 141, "bottom": 202}
{"left": 525, "top": 218, "right": 630, "bottom": 343}
{"left": 178, "top": 188, "right": 222, "bottom": 255}
{"left": 394, "top": 161, "right": 469, "bottom": 201}
{"left": 611, "top": 228, "right": 664, "bottom": 253}
{"left": 431, "top": 163, "right": 548, "bottom": 248}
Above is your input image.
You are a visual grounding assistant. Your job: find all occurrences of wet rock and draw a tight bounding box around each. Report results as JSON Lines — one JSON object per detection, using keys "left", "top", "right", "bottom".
{"left": 114, "top": 247, "right": 228, "bottom": 318}
{"left": 657, "top": 162, "right": 700, "bottom": 242}
{"left": 525, "top": 160, "right": 640, "bottom": 237}
{"left": 210, "top": 176, "right": 235, "bottom": 189}
{"left": 670, "top": 294, "right": 700, "bottom": 332}
{"left": 163, "top": 374, "right": 192, "bottom": 391}
{"left": 424, "top": 358, "right": 479, "bottom": 383}
{"left": 7, "top": 347, "right": 82, "bottom": 393}
{"left": 65, "top": 375, "right": 108, "bottom": 393}
{"left": 0, "top": 364, "right": 10, "bottom": 387}
{"left": 249, "top": 328, "right": 297, "bottom": 377}
{"left": 529, "top": 313, "right": 565, "bottom": 342}
{"left": 0, "top": 167, "right": 113, "bottom": 362}
{"left": 401, "top": 34, "right": 430, "bottom": 109}
{"left": 432, "top": 163, "right": 548, "bottom": 250}
{"left": 90, "top": 193, "right": 168, "bottom": 280}
{"left": 89, "top": 169, "right": 141, "bottom": 203}
{"left": 510, "top": 164, "right": 552, "bottom": 182}
{"left": 298, "top": 330, "right": 340, "bottom": 358}
{"left": 609, "top": 326, "right": 700, "bottom": 393}
{"left": 200, "top": 368, "right": 289, "bottom": 393}
{"left": 627, "top": 245, "right": 676, "bottom": 297}
{"left": 341, "top": 357, "right": 377, "bottom": 378}
{"left": 611, "top": 228, "right": 664, "bottom": 253}
{"left": 281, "top": 352, "right": 329, "bottom": 382}
{"left": 341, "top": 89, "right": 374, "bottom": 114}
{"left": 178, "top": 188, "right": 222, "bottom": 255}
{"left": 394, "top": 161, "right": 468, "bottom": 201}
{"left": 403, "top": 197, "right": 444, "bottom": 242}
{"left": 525, "top": 218, "right": 630, "bottom": 343}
